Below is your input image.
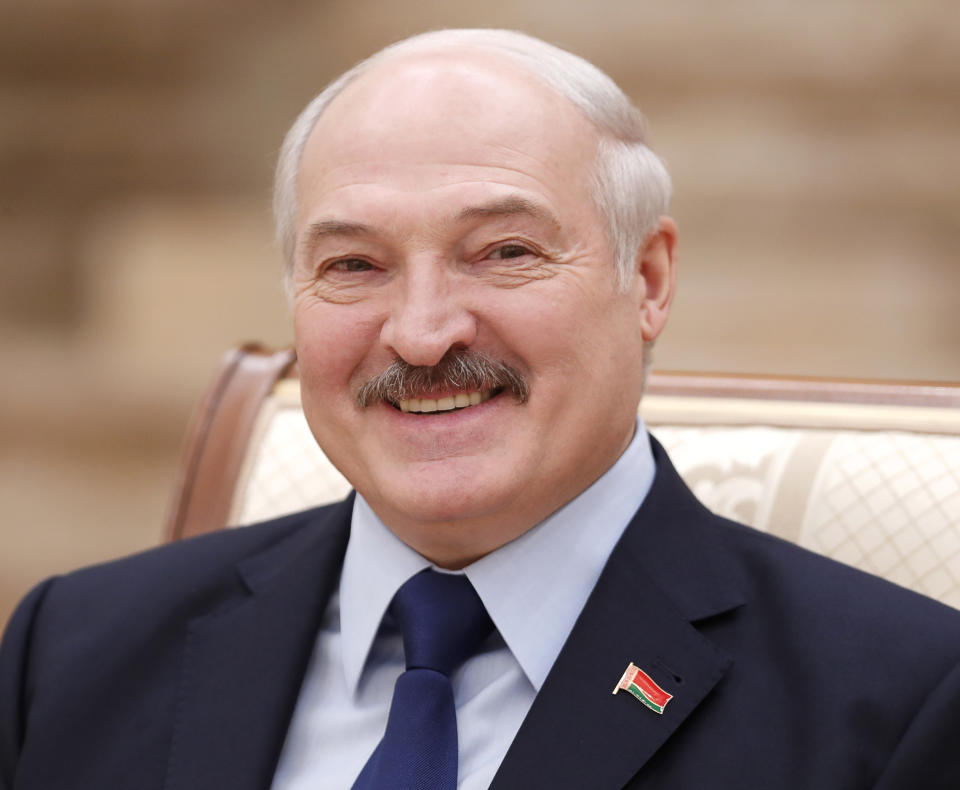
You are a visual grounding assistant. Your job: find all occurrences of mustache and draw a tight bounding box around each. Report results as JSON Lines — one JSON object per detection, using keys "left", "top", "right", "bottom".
{"left": 355, "top": 350, "right": 529, "bottom": 408}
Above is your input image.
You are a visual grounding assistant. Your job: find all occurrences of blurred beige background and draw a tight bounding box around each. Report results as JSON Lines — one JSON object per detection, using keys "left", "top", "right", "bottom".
{"left": 2, "top": 0, "right": 958, "bottom": 627}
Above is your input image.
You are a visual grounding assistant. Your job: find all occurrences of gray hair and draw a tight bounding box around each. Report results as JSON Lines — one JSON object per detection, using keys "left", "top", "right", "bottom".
{"left": 273, "top": 29, "right": 672, "bottom": 294}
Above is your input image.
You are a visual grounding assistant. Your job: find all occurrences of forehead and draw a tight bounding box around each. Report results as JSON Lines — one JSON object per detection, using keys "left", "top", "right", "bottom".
{"left": 296, "top": 50, "right": 601, "bottom": 225}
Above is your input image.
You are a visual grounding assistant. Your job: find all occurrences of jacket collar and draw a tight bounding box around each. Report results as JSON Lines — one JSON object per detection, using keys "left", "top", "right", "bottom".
{"left": 491, "top": 437, "right": 746, "bottom": 789}
{"left": 163, "top": 495, "right": 353, "bottom": 790}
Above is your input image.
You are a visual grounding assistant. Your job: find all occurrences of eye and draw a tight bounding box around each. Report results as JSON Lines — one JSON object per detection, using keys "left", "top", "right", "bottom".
{"left": 327, "top": 257, "right": 377, "bottom": 273}
{"left": 487, "top": 243, "right": 535, "bottom": 260}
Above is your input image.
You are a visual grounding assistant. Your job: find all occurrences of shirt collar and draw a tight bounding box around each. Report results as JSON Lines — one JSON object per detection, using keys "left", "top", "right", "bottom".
{"left": 338, "top": 419, "right": 655, "bottom": 695}
{"left": 339, "top": 495, "right": 431, "bottom": 694}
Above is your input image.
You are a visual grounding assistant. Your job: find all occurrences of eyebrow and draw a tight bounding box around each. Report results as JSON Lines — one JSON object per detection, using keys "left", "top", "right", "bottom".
{"left": 302, "top": 219, "right": 375, "bottom": 249}
{"left": 455, "top": 196, "right": 559, "bottom": 227}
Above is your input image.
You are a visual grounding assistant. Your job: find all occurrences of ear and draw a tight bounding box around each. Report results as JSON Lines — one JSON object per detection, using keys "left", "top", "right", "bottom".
{"left": 632, "top": 215, "right": 678, "bottom": 342}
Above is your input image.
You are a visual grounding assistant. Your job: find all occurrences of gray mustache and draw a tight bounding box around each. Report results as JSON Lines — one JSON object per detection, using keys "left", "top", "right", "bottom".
{"left": 356, "top": 350, "right": 529, "bottom": 407}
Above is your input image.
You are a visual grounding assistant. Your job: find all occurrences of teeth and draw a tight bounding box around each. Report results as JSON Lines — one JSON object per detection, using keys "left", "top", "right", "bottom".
{"left": 398, "top": 390, "right": 493, "bottom": 414}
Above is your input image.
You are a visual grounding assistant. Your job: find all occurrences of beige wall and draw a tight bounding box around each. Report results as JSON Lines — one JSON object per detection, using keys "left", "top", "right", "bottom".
{"left": 2, "top": 0, "right": 959, "bottom": 626}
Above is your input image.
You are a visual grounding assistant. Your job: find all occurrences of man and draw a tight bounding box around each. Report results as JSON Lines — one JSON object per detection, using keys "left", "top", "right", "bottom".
{"left": 2, "top": 29, "right": 960, "bottom": 790}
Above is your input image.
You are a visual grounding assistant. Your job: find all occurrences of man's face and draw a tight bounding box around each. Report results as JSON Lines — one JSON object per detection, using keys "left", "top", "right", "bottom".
{"left": 292, "top": 51, "right": 670, "bottom": 566}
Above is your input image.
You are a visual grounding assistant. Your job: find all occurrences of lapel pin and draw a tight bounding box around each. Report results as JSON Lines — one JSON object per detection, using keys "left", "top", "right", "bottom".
{"left": 613, "top": 662, "right": 673, "bottom": 715}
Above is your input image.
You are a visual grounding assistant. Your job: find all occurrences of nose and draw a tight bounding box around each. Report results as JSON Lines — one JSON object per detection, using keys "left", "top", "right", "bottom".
{"left": 379, "top": 263, "right": 477, "bottom": 366}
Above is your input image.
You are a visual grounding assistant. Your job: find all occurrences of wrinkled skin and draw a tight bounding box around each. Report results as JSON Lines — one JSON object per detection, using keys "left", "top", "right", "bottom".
{"left": 292, "top": 50, "right": 677, "bottom": 567}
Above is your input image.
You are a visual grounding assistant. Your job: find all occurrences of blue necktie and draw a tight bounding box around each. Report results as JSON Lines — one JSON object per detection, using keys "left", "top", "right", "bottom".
{"left": 352, "top": 569, "right": 494, "bottom": 790}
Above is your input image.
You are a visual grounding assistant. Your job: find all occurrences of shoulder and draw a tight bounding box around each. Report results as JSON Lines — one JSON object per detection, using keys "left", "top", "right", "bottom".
{"left": 718, "top": 514, "right": 960, "bottom": 633}
{"left": 56, "top": 503, "right": 341, "bottom": 600}
{"left": 704, "top": 513, "right": 960, "bottom": 732}
{"left": 0, "top": 501, "right": 352, "bottom": 785}
{"left": 3, "top": 500, "right": 351, "bottom": 662}
{"left": 667, "top": 514, "right": 960, "bottom": 784}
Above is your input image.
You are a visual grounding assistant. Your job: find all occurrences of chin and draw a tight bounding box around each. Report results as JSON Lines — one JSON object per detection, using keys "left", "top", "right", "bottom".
{"left": 372, "top": 472, "right": 520, "bottom": 530}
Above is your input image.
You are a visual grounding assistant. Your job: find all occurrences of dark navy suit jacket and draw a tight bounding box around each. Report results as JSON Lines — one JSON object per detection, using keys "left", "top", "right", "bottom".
{"left": 3, "top": 439, "right": 960, "bottom": 789}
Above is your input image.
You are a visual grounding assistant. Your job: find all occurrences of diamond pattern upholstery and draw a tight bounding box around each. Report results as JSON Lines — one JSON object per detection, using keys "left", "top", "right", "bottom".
{"left": 802, "top": 433, "right": 960, "bottom": 608}
{"left": 232, "top": 400, "right": 351, "bottom": 527}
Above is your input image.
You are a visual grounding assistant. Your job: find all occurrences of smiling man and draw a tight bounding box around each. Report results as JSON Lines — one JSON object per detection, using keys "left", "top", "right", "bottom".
{"left": 288, "top": 43, "right": 674, "bottom": 567}
{"left": 3, "top": 29, "right": 960, "bottom": 790}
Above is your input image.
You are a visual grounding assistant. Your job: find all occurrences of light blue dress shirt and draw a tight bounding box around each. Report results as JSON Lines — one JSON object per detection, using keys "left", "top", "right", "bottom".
{"left": 271, "top": 420, "right": 656, "bottom": 790}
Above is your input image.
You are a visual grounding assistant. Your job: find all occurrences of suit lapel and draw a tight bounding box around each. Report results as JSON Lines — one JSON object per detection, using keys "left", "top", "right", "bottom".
{"left": 492, "top": 439, "right": 745, "bottom": 789}
{"left": 163, "top": 496, "right": 352, "bottom": 790}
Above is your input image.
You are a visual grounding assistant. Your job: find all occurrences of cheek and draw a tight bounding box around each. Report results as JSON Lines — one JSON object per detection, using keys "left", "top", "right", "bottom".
{"left": 294, "top": 302, "right": 382, "bottom": 386}
{"left": 490, "top": 284, "right": 618, "bottom": 366}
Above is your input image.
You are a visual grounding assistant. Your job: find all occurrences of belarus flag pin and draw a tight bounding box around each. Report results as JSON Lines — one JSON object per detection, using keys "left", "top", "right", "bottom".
{"left": 613, "top": 662, "right": 673, "bottom": 714}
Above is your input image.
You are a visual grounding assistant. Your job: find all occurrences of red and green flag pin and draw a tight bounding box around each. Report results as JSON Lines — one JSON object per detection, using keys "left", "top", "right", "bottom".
{"left": 613, "top": 662, "right": 673, "bottom": 714}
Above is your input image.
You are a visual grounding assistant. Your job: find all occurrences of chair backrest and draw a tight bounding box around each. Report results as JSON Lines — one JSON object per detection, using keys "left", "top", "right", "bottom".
{"left": 167, "top": 345, "right": 960, "bottom": 608}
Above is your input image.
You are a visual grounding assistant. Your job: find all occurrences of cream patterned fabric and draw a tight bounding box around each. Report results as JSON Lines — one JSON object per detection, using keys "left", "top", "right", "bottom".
{"left": 230, "top": 382, "right": 960, "bottom": 609}
{"left": 231, "top": 395, "right": 352, "bottom": 527}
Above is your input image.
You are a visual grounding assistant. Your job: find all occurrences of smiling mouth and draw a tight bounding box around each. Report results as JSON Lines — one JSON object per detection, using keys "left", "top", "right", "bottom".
{"left": 395, "top": 388, "right": 498, "bottom": 413}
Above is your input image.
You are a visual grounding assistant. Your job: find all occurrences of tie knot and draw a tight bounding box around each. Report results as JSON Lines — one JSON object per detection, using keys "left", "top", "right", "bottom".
{"left": 390, "top": 569, "right": 493, "bottom": 676}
